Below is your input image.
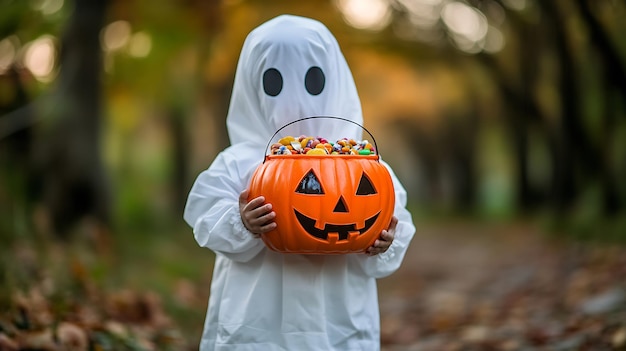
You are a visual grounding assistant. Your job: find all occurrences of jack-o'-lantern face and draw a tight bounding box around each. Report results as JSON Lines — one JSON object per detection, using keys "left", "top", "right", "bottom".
{"left": 248, "top": 155, "right": 395, "bottom": 254}
{"left": 293, "top": 169, "right": 381, "bottom": 242}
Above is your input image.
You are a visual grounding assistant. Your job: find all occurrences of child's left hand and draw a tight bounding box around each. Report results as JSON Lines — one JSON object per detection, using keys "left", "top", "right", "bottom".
{"left": 366, "top": 216, "right": 398, "bottom": 256}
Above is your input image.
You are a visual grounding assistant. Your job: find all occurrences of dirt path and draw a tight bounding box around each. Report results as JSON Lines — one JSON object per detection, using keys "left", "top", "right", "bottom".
{"left": 378, "top": 221, "right": 626, "bottom": 351}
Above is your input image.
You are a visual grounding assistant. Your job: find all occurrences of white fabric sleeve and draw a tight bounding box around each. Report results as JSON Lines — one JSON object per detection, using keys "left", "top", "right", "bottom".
{"left": 183, "top": 149, "right": 265, "bottom": 262}
{"left": 355, "top": 160, "right": 416, "bottom": 278}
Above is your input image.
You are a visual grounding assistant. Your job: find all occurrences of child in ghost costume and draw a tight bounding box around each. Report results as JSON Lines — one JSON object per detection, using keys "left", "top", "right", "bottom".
{"left": 184, "top": 15, "right": 415, "bottom": 351}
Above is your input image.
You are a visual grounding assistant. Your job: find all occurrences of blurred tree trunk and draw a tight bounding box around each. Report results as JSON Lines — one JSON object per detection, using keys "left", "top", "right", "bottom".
{"left": 575, "top": 0, "right": 626, "bottom": 95}
{"left": 201, "top": 0, "right": 231, "bottom": 154}
{"left": 211, "top": 78, "right": 233, "bottom": 151}
{"left": 539, "top": 0, "right": 625, "bottom": 214}
{"left": 479, "top": 66, "right": 543, "bottom": 213}
{"left": 444, "top": 102, "right": 478, "bottom": 211}
{"left": 33, "top": 0, "right": 110, "bottom": 237}
{"left": 515, "top": 17, "right": 548, "bottom": 211}
{"left": 486, "top": 0, "right": 580, "bottom": 213}
{"left": 507, "top": 19, "right": 542, "bottom": 212}
{"left": 168, "top": 106, "right": 189, "bottom": 214}
{"left": 171, "top": 0, "right": 225, "bottom": 213}
{"left": 476, "top": 22, "right": 546, "bottom": 212}
{"left": 575, "top": 0, "right": 625, "bottom": 213}
{"left": 540, "top": 0, "right": 588, "bottom": 212}
{"left": 390, "top": 118, "right": 439, "bottom": 206}
{"left": 0, "top": 67, "right": 34, "bottom": 238}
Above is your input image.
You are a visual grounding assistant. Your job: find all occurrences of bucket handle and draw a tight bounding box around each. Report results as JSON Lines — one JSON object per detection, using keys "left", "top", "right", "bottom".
{"left": 263, "top": 116, "right": 380, "bottom": 163}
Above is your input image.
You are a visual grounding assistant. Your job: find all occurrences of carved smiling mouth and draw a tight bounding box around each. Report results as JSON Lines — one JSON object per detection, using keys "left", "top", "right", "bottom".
{"left": 294, "top": 209, "right": 380, "bottom": 241}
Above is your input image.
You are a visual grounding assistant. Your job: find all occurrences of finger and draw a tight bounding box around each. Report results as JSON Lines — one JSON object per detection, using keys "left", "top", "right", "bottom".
{"left": 368, "top": 235, "right": 392, "bottom": 254}
{"left": 239, "top": 189, "right": 250, "bottom": 206}
{"left": 375, "top": 238, "right": 391, "bottom": 250}
{"left": 387, "top": 216, "right": 398, "bottom": 231}
{"left": 380, "top": 229, "right": 394, "bottom": 242}
{"left": 245, "top": 196, "right": 266, "bottom": 211}
{"left": 247, "top": 203, "right": 274, "bottom": 219}
{"left": 258, "top": 221, "right": 277, "bottom": 233}
{"left": 366, "top": 247, "right": 381, "bottom": 256}
{"left": 248, "top": 210, "right": 276, "bottom": 227}
{"left": 258, "top": 210, "right": 276, "bottom": 223}
{"left": 365, "top": 243, "right": 384, "bottom": 256}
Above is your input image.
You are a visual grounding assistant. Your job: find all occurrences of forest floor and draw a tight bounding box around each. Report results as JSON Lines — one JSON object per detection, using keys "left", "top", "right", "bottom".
{"left": 378, "top": 220, "right": 626, "bottom": 351}
{"left": 1, "top": 219, "right": 625, "bottom": 350}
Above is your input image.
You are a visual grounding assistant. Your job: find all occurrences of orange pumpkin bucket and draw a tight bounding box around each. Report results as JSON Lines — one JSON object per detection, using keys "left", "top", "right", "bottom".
{"left": 248, "top": 117, "right": 395, "bottom": 254}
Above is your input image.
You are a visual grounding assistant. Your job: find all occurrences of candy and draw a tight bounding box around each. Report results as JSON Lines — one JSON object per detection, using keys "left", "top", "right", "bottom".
{"left": 290, "top": 141, "right": 303, "bottom": 151}
{"left": 270, "top": 136, "right": 376, "bottom": 156}
{"left": 278, "top": 136, "right": 295, "bottom": 145}
{"left": 306, "top": 148, "right": 327, "bottom": 155}
{"left": 300, "top": 137, "right": 312, "bottom": 148}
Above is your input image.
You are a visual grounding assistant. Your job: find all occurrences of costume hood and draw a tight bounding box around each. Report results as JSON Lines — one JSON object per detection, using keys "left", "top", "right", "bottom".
{"left": 226, "top": 15, "right": 364, "bottom": 147}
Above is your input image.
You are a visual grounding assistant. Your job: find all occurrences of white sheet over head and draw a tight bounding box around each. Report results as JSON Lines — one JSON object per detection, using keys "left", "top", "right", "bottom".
{"left": 226, "top": 15, "right": 364, "bottom": 147}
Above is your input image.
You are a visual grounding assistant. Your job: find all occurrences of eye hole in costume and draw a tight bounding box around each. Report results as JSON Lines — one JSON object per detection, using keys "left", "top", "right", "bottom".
{"left": 305, "top": 66, "right": 325, "bottom": 95}
{"left": 263, "top": 68, "right": 283, "bottom": 96}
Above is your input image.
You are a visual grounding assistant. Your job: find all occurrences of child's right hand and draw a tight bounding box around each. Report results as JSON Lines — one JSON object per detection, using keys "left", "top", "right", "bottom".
{"left": 239, "top": 189, "right": 277, "bottom": 236}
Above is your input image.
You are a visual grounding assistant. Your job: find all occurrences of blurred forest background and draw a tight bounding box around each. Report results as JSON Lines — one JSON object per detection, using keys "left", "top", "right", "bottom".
{"left": 0, "top": 0, "right": 625, "bottom": 350}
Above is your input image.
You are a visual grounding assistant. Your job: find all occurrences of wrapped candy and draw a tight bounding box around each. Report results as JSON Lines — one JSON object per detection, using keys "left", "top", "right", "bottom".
{"left": 270, "top": 135, "right": 376, "bottom": 156}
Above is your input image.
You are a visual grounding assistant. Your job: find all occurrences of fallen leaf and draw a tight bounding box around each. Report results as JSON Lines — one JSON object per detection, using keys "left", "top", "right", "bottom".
{"left": 613, "top": 327, "right": 626, "bottom": 348}
{"left": 579, "top": 288, "right": 625, "bottom": 315}
{"left": 0, "top": 333, "right": 18, "bottom": 351}
{"left": 16, "top": 329, "right": 56, "bottom": 350}
{"left": 460, "top": 325, "right": 489, "bottom": 343}
{"left": 56, "top": 322, "right": 88, "bottom": 351}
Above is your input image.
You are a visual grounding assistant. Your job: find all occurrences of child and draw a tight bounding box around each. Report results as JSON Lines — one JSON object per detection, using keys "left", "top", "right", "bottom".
{"left": 184, "top": 15, "right": 415, "bottom": 350}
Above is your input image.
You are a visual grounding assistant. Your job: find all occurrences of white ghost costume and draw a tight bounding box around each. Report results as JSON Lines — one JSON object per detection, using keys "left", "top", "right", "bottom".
{"left": 184, "top": 15, "right": 415, "bottom": 351}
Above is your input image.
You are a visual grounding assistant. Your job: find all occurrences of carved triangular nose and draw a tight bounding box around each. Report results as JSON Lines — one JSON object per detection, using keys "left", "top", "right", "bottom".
{"left": 333, "top": 196, "right": 348, "bottom": 213}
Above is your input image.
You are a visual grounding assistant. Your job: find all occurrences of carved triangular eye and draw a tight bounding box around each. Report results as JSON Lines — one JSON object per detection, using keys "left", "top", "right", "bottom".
{"left": 296, "top": 170, "right": 324, "bottom": 194}
{"left": 356, "top": 173, "right": 377, "bottom": 195}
